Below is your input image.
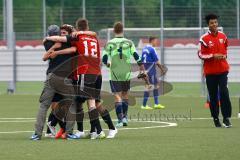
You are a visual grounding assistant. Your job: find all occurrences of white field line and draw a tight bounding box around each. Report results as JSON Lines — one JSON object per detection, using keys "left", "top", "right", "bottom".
{"left": 0, "top": 116, "right": 239, "bottom": 134}
{"left": 0, "top": 117, "right": 239, "bottom": 121}
{"left": 0, "top": 118, "right": 35, "bottom": 120}
{"left": 0, "top": 120, "right": 36, "bottom": 123}
{"left": 0, "top": 120, "right": 177, "bottom": 134}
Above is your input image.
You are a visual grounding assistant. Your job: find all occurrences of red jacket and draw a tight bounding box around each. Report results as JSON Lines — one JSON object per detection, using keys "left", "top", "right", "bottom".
{"left": 198, "top": 30, "right": 229, "bottom": 75}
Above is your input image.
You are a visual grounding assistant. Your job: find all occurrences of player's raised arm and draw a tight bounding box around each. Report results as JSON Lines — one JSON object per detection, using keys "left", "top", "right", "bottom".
{"left": 45, "top": 36, "right": 67, "bottom": 43}
{"left": 71, "top": 31, "right": 97, "bottom": 37}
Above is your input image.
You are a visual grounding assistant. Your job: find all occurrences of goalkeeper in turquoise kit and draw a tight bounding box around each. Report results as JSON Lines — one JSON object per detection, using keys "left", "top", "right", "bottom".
{"left": 102, "top": 22, "right": 145, "bottom": 127}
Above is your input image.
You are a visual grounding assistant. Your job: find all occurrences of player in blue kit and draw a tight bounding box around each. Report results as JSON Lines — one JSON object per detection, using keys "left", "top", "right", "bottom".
{"left": 141, "top": 37, "right": 166, "bottom": 110}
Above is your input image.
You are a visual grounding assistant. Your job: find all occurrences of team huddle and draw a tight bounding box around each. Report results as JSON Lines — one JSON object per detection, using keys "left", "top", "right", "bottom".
{"left": 30, "top": 18, "right": 165, "bottom": 140}
{"left": 30, "top": 13, "right": 233, "bottom": 141}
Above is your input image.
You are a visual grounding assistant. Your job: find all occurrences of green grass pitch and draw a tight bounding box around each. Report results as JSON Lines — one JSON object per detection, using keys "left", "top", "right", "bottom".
{"left": 0, "top": 82, "right": 239, "bottom": 160}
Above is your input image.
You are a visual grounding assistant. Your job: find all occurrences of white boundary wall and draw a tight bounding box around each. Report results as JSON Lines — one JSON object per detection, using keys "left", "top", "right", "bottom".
{"left": 0, "top": 47, "right": 239, "bottom": 82}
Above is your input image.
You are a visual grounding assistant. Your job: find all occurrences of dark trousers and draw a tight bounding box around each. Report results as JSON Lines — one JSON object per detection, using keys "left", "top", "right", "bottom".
{"left": 206, "top": 72, "right": 232, "bottom": 119}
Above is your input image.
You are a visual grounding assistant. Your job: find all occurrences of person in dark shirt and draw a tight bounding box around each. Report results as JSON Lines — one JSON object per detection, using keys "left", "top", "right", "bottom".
{"left": 43, "top": 35, "right": 73, "bottom": 77}
{"left": 44, "top": 24, "right": 76, "bottom": 139}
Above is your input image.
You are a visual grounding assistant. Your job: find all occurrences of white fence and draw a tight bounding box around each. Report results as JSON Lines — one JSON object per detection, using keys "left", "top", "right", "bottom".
{"left": 0, "top": 47, "right": 239, "bottom": 82}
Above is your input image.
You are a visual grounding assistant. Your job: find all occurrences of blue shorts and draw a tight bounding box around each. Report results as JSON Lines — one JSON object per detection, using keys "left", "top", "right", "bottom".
{"left": 148, "top": 73, "right": 158, "bottom": 85}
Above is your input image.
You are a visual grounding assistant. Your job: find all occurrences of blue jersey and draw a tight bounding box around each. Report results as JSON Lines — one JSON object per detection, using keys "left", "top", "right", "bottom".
{"left": 141, "top": 45, "right": 159, "bottom": 75}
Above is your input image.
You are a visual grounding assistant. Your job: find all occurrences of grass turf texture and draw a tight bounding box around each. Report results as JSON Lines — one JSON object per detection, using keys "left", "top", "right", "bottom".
{"left": 0, "top": 82, "right": 239, "bottom": 160}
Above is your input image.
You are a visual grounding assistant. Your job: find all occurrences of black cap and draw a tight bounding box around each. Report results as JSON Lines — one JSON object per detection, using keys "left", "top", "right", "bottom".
{"left": 47, "top": 25, "right": 60, "bottom": 36}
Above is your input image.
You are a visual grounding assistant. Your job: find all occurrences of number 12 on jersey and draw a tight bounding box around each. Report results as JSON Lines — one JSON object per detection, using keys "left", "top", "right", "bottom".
{"left": 83, "top": 40, "right": 98, "bottom": 58}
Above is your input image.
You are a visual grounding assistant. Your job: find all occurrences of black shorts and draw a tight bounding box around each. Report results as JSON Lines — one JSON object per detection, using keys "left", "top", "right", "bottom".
{"left": 75, "top": 96, "right": 101, "bottom": 104}
{"left": 110, "top": 80, "right": 130, "bottom": 93}
{"left": 51, "top": 77, "right": 75, "bottom": 103}
{"left": 77, "top": 74, "right": 102, "bottom": 100}
{"left": 52, "top": 93, "right": 63, "bottom": 102}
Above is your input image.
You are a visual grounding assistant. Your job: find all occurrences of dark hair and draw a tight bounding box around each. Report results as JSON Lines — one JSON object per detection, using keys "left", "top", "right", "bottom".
{"left": 76, "top": 18, "right": 88, "bottom": 31}
{"left": 149, "top": 36, "right": 158, "bottom": 43}
{"left": 60, "top": 24, "right": 74, "bottom": 34}
{"left": 205, "top": 14, "right": 218, "bottom": 24}
{"left": 113, "top": 22, "right": 123, "bottom": 34}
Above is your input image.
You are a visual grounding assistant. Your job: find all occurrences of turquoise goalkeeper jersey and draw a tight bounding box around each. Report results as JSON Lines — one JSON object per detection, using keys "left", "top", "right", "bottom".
{"left": 103, "top": 37, "right": 141, "bottom": 81}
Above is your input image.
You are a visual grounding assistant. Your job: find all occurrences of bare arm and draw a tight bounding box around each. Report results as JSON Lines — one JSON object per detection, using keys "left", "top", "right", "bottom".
{"left": 42, "top": 43, "right": 62, "bottom": 61}
{"left": 48, "top": 43, "right": 61, "bottom": 52}
{"left": 71, "top": 31, "right": 97, "bottom": 37}
{"left": 55, "top": 47, "right": 77, "bottom": 55}
{"left": 45, "top": 36, "right": 67, "bottom": 43}
{"left": 49, "top": 46, "right": 77, "bottom": 59}
{"left": 156, "top": 61, "right": 168, "bottom": 75}
{"left": 45, "top": 30, "right": 96, "bottom": 42}
{"left": 156, "top": 61, "right": 163, "bottom": 70}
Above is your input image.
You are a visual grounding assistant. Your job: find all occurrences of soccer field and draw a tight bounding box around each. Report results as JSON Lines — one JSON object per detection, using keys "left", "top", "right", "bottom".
{"left": 1, "top": 0, "right": 240, "bottom": 159}
{"left": 0, "top": 82, "right": 239, "bottom": 160}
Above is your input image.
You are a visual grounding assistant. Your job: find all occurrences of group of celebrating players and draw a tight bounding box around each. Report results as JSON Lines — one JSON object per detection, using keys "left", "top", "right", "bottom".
{"left": 30, "top": 17, "right": 166, "bottom": 141}
{"left": 30, "top": 13, "right": 232, "bottom": 141}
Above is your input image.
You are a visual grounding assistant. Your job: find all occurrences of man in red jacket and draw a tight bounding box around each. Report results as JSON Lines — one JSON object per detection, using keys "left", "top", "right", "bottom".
{"left": 198, "top": 14, "right": 232, "bottom": 128}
